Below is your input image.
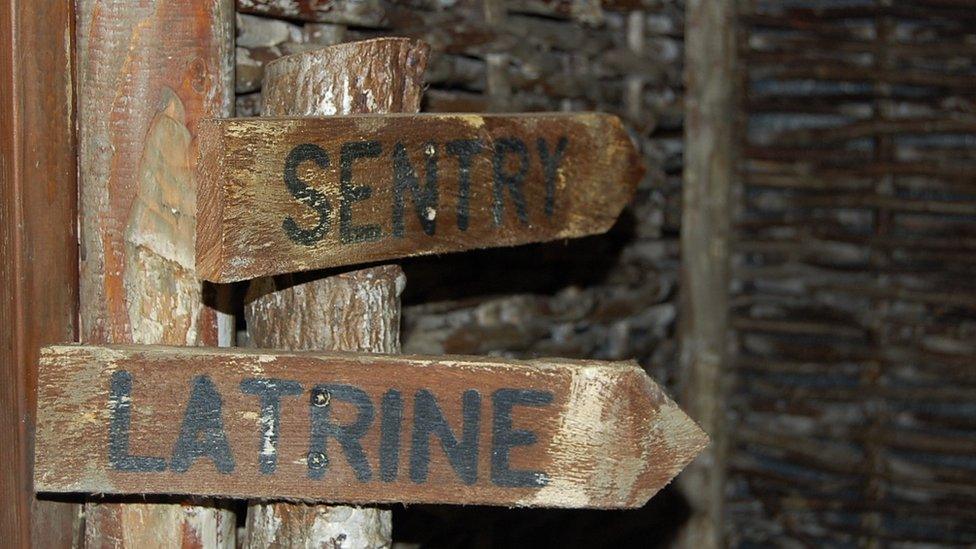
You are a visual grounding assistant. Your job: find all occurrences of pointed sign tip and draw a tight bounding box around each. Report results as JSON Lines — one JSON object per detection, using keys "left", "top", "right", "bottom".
{"left": 616, "top": 368, "right": 710, "bottom": 508}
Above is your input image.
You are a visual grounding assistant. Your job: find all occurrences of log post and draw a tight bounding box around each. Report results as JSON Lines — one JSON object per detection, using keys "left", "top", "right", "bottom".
{"left": 678, "top": 0, "right": 736, "bottom": 547}
{"left": 76, "top": 0, "right": 236, "bottom": 546}
{"left": 243, "top": 38, "right": 429, "bottom": 548}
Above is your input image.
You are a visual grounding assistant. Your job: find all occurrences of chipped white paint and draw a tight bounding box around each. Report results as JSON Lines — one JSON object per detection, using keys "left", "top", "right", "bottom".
{"left": 529, "top": 365, "right": 619, "bottom": 507}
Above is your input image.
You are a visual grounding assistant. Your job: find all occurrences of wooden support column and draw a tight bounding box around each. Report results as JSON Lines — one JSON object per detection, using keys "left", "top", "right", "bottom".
{"left": 0, "top": 0, "right": 79, "bottom": 546}
{"left": 243, "top": 38, "right": 429, "bottom": 548}
{"left": 76, "top": 0, "right": 236, "bottom": 546}
{"left": 678, "top": 0, "right": 736, "bottom": 547}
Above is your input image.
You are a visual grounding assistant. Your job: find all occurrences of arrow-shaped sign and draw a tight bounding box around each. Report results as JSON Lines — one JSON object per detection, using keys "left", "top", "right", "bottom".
{"left": 196, "top": 113, "right": 643, "bottom": 282}
{"left": 35, "top": 344, "right": 706, "bottom": 509}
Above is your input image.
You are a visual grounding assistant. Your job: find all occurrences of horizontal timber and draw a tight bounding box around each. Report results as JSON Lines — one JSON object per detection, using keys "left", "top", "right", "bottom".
{"left": 34, "top": 344, "right": 706, "bottom": 509}
{"left": 196, "top": 113, "right": 642, "bottom": 282}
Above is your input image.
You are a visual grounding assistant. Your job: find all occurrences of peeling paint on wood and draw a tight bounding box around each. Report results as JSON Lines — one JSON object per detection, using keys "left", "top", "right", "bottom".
{"left": 196, "top": 112, "right": 642, "bottom": 282}
{"left": 34, "top": 344, "right": 707, "bottom": 509}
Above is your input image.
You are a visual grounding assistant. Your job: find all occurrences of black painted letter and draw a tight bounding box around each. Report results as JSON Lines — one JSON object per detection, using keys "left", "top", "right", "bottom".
{"left": 308, "top": 384, "right": 374, "bottom": 481}
{"left": 340, "top": 141, "right": 383, "bottom": 244}
{"left": 537, "top": 136, "right": 568, "bottom": 217}
{"left": 283, "top": 143, "right": 332, "bottom": 245}
{"left": 410, "top": 389, "right": 480, "bottom": 485}
{"left": 108, "top": 370, "right": 167, "bottom": 472}
{"left": 491, "top": 388, "right": 553, "bottom": 487}
{"left": 392, "top": 142, "right": 439, "bottom": 237}
{"left": 241, "top": 378, "right": 303, "bottom": 474}
{"left": 171, "top": 375, "right": 235, "bottom": 474}
{"left": 492, "top": 138, "right": 529, "bottom": 226}
{"left": 446, "top": 139, "right": 481, "bottom": 231}
{"left": 380, "top": 389, "right": 403, "bottom": 482}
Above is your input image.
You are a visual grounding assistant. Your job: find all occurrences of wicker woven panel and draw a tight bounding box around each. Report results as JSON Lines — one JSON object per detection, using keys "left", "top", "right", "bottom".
{"left": 731, "top": 1, "right": 976, "bottom": 545}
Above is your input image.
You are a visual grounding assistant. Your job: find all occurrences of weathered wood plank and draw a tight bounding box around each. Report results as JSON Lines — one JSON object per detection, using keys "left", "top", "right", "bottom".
{"left": 0, "top": 0, "right": 79, "bottom": 545}
{"left": 35, "top": 344, "right": 707, "bottom": 509}
{"left": 76, "top": 0, "right": 236, "bottom": 545}
{"left": 196, "top": 113, "right": 642, "bottom": 282}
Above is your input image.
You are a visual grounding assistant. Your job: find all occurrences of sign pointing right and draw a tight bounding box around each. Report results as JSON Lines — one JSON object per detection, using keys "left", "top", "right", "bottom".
{"left": 35, "top": 344, "right": 708, "bottom": 509}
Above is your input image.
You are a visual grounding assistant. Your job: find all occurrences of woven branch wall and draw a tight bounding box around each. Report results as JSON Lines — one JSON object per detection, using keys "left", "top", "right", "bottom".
{"left": 730, "top": 1, "right": 976, "bottom": 545}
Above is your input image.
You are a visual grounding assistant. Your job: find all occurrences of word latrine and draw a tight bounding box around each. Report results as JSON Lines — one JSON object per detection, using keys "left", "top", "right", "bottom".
{"left": 34, "top": 345, "right": 707, "bottom": 509}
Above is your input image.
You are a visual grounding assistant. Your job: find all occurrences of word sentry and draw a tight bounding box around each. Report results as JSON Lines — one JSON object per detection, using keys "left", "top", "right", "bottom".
{"left": 34, "top": 345, "right": 706, "bottom": 508}
{"left": 196, "top": 113, "right": 643, "bottom": 282}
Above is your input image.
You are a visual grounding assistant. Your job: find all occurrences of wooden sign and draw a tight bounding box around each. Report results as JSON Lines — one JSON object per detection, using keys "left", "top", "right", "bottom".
{"left": 35, "top": 345, "right": 706, "bottom": 509}
{"left": 196, "top": 113, "right": 643, "bottom": 282}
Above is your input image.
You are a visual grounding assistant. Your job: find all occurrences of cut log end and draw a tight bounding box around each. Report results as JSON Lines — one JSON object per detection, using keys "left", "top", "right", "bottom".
{"left": 261, "top": 37, "right": 430, "bottom": 117}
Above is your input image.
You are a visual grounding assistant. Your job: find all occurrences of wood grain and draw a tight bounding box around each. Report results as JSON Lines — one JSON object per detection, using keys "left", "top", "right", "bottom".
{"left": 35, "top": 344, "right": 708, "bottom": 509}
{"left": 79, "top": 0, "right": 234, "bottom": 346}
{"left": 261, "top": 39, "right": 428, "bottom": 118}
{"left": 197, "top": 113, "right": 643, "bottom": 282}
{"left": 244, "top": 266, "right": 404, "bottom": 548}
{"left": 76, "top": 0, "right": 236, "bottom": 545}
{"left": 678, "top": 0, "right": 735, "bottom": 547}
{"left": 0, "top": 0, "right": 79, "bottom": 546}
{"left": 243, "top": 37, "right": 428, "bottom": 549}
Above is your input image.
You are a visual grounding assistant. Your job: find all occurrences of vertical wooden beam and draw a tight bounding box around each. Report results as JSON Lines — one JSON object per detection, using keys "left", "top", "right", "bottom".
{"left": 0, "top": 0, "right": 80, "bottom": 546}
{"left": 678, "top": 0, "right": 736, "bottom": 547}
{"left": 483, "top": 0, "right": 511, "bottom": 112}
{"left": 76, "top": 0, "right": 236, "bottom": 545}
{"left": 243, "top": 37, "right": 429, "bottom": 548}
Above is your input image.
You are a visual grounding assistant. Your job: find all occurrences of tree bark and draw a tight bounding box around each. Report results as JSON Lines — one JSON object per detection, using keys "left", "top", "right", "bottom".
{"left": 76, "top": 0, "right": 236, "bottom": 546}
{"left": 243, "top": 37, "right": 429, "bottom": 549}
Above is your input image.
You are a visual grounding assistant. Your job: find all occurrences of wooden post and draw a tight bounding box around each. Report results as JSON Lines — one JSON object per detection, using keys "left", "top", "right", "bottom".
{"left": 0, "top": 0, "right": 79, "bottom": 546}
{"left": 76, "top": 0, "right": 236, "bottom": 545}
{"left": 243, "top": 38, "right": 429, "bottom": 548}
{"left": 678, "top": 0, "right": 735, "bottom": 547}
